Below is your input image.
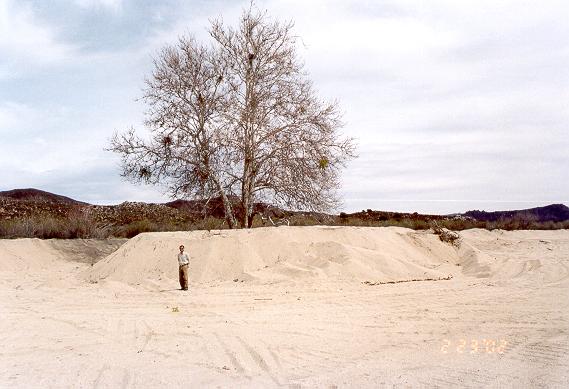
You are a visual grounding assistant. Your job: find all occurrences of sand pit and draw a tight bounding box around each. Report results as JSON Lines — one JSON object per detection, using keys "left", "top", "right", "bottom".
{"left": 1, "top": 227, "right": 568, "bottom": 387}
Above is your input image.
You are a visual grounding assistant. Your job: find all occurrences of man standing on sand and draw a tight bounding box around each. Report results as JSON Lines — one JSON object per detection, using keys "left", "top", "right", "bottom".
{"left": 178, "top": 245, "right": 189, "bottom": 291}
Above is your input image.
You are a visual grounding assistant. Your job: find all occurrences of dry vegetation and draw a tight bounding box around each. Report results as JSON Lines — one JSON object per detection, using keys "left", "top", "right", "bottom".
{"left": 2, "top": 191, "right": 568, "bottom": 239}
{"left": 1, "top": 208, "right": 568, "bottom": 240}
{"left": 430, "top": 221, "right": 461, "bottom": 247}
{"left": 0, "top": 215, "right": 223, "bottom": 239}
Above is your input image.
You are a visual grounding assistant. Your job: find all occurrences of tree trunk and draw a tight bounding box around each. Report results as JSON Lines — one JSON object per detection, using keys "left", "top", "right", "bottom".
{"left": 241, "top": 157, "right": 256, "bottom": 228}
{"left": 221, "top": 191, "right": 237, "bottom": 229}
{"left": 241, "top": 178, "right": 250, "bottom": 228}
{"left": 212, "top": 176, "right": 237, "bottom": 229}
{"left": 245, "top": 184, "right": 254, "bottom": 228}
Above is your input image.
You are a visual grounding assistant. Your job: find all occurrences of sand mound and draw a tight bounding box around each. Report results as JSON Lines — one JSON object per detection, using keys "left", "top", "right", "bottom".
{"left": 0, "top": 239, "right": 125, "bottom": 272}
{"left": 4, "top": 227, "right": 566, "bottom": 287}
{"left": 0, "top": 239, "right": 64, "bottom": 272}
{"left": 87, "top": 226, "right": 460, "bottom": 286}
{"left": 458, "top": 229, "right": 569, "bottom": 284}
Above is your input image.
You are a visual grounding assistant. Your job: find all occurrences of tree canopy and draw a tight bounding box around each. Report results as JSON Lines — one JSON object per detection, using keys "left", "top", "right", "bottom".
{"left": 110, "top": 6, "right": 356, "bottom": 228}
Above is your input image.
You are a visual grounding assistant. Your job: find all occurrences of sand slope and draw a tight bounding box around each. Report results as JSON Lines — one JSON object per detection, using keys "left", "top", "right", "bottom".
{"left": 87, "top": 227, "right": 569, "bottom": 287}
{"left": 0, "top": 238, "right": 125, "bottom": 272}
{"left": 459, "top": 229, "right": 569, "bottom": 283}
{"left": 87, "top": 226, "right": 460, "bottom": 286}
{"left": 0, "top": 239, "right": 64, "bottom": 272}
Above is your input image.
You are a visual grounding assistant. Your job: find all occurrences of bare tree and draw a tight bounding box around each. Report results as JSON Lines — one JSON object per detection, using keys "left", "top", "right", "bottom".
{"left": 110, "top": 6, "right": 356, "bottom": 228}
{"left": 109, "top": 37, "right": 239, "bottom": 228}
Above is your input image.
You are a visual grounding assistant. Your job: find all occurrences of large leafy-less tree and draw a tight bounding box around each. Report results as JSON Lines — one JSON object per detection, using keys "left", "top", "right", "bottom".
{"left": 110, "top": 7, "right": 356, "bottom": 228}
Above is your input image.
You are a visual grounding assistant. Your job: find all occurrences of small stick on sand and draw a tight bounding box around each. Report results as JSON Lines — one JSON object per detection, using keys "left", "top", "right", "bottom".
{"left": 363, "top": 275, "right": 453, "bottom": 286}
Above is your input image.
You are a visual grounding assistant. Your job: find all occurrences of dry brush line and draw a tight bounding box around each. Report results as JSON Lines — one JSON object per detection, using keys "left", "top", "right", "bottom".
{"left": 362, "top": 275, "right": 453, "bottom": 286}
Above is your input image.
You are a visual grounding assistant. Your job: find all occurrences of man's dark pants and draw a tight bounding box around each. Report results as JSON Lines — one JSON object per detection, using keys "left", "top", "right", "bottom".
{"left": 179, "top": 264, "right": 189, "bottom": 290}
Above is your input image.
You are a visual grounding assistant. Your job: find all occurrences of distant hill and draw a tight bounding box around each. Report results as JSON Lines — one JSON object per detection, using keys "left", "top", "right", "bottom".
{"left": 463, "top": 204, "right": 569, "bottom": 223}
{"left": 0, "top": 188, "right": 87, "bottom": 205}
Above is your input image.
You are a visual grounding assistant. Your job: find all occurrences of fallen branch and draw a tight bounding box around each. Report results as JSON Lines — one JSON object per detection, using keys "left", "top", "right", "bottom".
{"left": 362, "top": 275, "right": 453, "bottom": 286}
{"left": 264, "top": 215, "right": 290, "bottom": 226}
{"left": 431, "top": 221, "right": 461, "bottom": 247}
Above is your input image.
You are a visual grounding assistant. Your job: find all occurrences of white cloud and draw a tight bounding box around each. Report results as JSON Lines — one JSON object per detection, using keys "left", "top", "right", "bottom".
{"left": 139, "top": 2, "right": 243, "bottom": 54}
{"left": 0, "top": 102, "right": 35, "bottom": 132}
{"left": 0, "top": 0, "right": 76, "bottom": 67}
{"left": 74, "top": 0, "right": 122, "bottom": 12}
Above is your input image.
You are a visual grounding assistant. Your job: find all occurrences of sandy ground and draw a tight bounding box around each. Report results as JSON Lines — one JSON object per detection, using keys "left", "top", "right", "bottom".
{"left": 1, "top": 227, "right": 568, "bottom": 388}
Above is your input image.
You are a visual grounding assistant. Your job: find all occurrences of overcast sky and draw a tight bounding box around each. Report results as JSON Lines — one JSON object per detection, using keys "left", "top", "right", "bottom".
{"left": 1, "top": 0, "right": 567, "bottom": 214}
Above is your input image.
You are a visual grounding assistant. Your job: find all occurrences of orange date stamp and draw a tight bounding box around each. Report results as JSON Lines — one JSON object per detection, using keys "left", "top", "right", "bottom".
{"left": 441, "top": 339, "right": 508, "bottom": 354}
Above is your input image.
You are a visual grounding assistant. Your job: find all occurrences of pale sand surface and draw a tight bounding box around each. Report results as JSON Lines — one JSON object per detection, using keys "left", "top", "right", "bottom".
{"left": 1, "top": 227, "right": 568, "bottom": 388}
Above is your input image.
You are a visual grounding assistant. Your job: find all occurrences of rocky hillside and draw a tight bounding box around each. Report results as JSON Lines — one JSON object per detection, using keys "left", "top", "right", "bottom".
{"left": 464, "top": 204, "right": 569, "bottom": 223}
{"left": 0, "top": 189, "right": 288, "bottom": 229}
{"left": 0, "top": 195, "right": 190, "bottom": 226}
